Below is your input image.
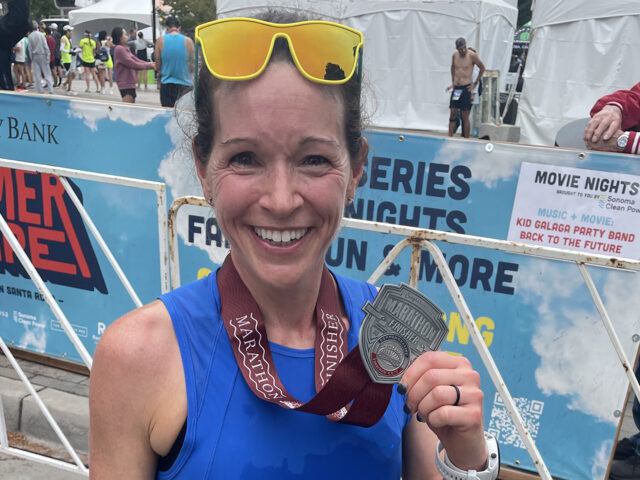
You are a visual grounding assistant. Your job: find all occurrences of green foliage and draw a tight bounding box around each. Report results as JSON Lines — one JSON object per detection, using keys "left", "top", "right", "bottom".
{"left": 160, "top": 0, "right": 216, "bottom": 37}
{"left": 31, "top": 0, "right": 59, "bottom": 22}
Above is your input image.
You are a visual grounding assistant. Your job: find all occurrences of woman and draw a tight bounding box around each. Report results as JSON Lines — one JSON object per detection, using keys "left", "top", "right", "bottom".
{"left": 79, "top": 29, "right": 100, "bottom": 93}
{"left": 110, "top": 27, "right": 155, "bottom": 103}
{"left": 134, "top": 31, "right": 154, "bottom": 90}
{"left": 90, "top": 10, "right": 497, "bottom": 479}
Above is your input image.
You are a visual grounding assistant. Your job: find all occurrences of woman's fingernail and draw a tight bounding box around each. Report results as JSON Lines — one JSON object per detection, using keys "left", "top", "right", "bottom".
{"left": 403, "top": 403, "right": 412, "bottom": 414}
{"left": 397, "top": 383, "right": 407, "bottom": 395}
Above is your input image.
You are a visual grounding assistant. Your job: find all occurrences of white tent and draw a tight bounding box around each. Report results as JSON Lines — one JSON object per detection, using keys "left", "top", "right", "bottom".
{"left": 517, "top": 0, "right": 640, "bottom": 146}
{"left": 217, "top": 0, "right": 518, "bottom": 132}
{"left": 68, "top": 0, "right": 154, "bottom": 41}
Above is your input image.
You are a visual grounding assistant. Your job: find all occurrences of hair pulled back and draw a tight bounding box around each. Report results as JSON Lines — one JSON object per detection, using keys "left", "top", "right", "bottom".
{"left": 192, "top": 9, "right": 365, "bottom": 168}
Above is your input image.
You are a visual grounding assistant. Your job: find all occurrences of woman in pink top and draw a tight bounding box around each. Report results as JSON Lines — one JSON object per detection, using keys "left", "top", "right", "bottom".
{"left": 111, "top": 26, "right": 155, "bottom": 103}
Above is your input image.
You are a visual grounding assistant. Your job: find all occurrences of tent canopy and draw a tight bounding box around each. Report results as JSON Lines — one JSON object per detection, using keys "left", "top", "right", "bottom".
{"left": 68, "top": 0, "right": 153, "bottom": 27}
{"left": 531, "top": 0, "right": 640, "bottom": 28}
{"left": 217, "top": 0, "right": 517, "bottom": 132}
{"left": 517, "top": 1, "right": 640, "bottom": 145}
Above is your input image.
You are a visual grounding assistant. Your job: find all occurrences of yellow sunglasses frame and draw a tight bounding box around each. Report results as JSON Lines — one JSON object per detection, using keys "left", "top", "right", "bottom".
{"left": 195, "top": 17, "right": 364, "bottom": 85}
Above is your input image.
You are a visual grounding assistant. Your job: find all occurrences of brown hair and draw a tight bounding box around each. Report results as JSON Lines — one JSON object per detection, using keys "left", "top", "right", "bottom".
{"left": 192, "top": 9, "right": 365, "bottom": 168}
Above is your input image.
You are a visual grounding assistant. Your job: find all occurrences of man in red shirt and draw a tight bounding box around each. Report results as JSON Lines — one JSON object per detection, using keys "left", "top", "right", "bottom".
{"left": 44, "top": 26, "right": 58, "bottom": 87}
{"left": 584, "top": 82, "right": 640, "bottom": 154}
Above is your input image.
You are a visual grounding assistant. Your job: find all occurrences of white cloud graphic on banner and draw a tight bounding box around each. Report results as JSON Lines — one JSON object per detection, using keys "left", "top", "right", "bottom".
{"left": 517, "top": 260, "right": 639, "bottom": 423}
{"left": 67, "top": 101, "right": 163, "bottom": 131}
{"left": 157, "top": 93, "right": 230, "bottom": 265}
{"left": 432, "top": 140, "right": 519, "bottom": 188}
{"left": 591, "top": 439, "right": 612, "bottom": 479}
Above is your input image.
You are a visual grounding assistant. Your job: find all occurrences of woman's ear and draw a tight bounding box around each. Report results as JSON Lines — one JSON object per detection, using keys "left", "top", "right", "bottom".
{"left": 192, "top": 138, "right": 213, "bottom": 203}
{"left": 347, "top": 136, "right": 368, "bottom": 201}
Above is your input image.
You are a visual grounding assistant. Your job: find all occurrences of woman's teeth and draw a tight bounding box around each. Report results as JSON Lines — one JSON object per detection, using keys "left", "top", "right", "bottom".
{"left": 254, "top": 228, "right": 307, "bottom": 244}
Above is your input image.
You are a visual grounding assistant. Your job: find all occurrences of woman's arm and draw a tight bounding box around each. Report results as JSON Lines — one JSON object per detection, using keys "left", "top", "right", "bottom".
{"left": 114, "top": 45, "right": 154, "bottom": 70}
{"left": 89, "top": 302, "right": 176, "bottom": 478}
{"left": 401, "top": 352, "right": 488, "bottom": 480}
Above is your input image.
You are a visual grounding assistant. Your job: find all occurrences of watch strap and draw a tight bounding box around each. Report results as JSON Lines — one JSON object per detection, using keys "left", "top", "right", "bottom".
{"left": 624, "top": 131, "right": 639, "bottom": 154}
{"left": 435, "top": 432, "right": 500, "bottom": 480}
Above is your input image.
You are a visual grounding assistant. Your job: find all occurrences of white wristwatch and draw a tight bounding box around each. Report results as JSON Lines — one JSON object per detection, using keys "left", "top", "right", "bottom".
{"left": 435, "top": 432, "right": 500, "bottom": 480}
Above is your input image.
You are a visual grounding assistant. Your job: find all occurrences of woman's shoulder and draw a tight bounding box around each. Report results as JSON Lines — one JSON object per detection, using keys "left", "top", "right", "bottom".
{"left": 94, "top": 300, "right": 175, "bottom": 376}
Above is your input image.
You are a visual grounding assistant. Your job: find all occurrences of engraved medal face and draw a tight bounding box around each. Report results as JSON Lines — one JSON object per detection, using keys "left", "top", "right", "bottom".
{"left": 359, "top": 284, "right": 448, "bottom": 384}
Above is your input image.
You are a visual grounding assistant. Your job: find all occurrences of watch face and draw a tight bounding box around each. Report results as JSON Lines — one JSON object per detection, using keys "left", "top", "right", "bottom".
{"left": 617, "top": 133, "right": 629, "bottom": 150}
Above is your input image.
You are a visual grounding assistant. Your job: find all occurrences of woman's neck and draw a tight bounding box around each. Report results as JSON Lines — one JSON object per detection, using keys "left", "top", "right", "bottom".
{"left": 232, "top": 261, "right": 326, "bottom": 349}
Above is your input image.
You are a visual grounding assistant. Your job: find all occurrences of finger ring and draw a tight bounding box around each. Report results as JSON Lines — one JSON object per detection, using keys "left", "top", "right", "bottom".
{"left": 451, "top": 384, "right": 461, "bottom": 407}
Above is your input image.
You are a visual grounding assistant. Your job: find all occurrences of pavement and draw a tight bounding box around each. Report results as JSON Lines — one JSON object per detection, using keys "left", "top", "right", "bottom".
{"left": 14, "top": 77, "right": 163, "bottom": 107}
{"left": 0, "top": 353, "right": 89, "bottom": 478}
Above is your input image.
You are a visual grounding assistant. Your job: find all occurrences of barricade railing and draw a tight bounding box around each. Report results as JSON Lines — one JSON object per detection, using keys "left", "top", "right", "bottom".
{"left": 0, "top": 158, "right": 170, "bottom": 476}
{"left": 168, "top": 195, "right": 640, "bottom": 480}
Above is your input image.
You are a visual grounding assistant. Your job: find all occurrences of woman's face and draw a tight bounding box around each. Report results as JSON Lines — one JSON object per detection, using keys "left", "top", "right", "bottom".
{"left": 121, "top": 30, "right": 129, "bottom": 44}
{"left": 197, "top": 62, "right": 364, "bottom": 290}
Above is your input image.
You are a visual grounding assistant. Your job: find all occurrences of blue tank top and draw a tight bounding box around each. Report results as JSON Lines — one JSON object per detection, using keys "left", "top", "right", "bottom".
{"left": 157, "top": 269, "right": 409, "bottom": 479}
{"left": 160, "top": 33, "right": 192, "bottom": 86}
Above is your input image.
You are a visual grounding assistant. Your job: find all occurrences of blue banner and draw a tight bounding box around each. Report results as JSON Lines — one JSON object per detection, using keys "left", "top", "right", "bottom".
{"left": 1, "top": 92, "right": 638, "bottom": 479}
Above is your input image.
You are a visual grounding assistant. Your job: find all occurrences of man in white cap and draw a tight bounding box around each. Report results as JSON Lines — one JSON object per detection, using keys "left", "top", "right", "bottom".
{"left": 61, "top": 25, "right": 77, "bottom": 93}
{"left": 50, "top": 22, "right": 63, "bottom": 86}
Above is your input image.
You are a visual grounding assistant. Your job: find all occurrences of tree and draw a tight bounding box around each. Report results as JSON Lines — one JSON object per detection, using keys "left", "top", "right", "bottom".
{"left": 160, "top": 0, "right": 216, "bottom": 37}
{"left": 31, "top": 0, "right": 59, "bottom": 21}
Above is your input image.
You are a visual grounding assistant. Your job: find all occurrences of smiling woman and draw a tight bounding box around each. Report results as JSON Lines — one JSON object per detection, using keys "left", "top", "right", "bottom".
{"left": 88, "top": 9, "right": 496, "bottom": 480}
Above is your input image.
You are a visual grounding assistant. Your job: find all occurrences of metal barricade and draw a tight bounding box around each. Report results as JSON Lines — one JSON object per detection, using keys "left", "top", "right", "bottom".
{"left": 0, "top": 158, "right": 169, "bottom": 476}
{"left": 168, "top": 195, "right": 640, "bottom": 480}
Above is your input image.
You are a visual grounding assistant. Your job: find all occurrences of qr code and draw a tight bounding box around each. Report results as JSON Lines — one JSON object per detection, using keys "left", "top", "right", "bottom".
{"left": 488, "top": 393, "right": 544, "bottom": 449}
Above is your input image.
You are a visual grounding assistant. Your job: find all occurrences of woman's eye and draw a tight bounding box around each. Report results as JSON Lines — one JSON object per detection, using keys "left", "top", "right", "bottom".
{"left": 229, "top": 152, "right": 256, "bottom": 167}
{"left": 303, "top": 155, "right": 330, "bottom": 167}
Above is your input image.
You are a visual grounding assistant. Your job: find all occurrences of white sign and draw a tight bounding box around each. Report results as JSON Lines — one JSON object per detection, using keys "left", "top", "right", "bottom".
{"left": 508, "top": 162, "right": 640, "bottom": 259}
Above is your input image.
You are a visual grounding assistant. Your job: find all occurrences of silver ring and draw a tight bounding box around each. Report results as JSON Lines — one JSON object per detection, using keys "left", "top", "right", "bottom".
{"left": 451, "top": 384, "right": 461, "bottom": 406}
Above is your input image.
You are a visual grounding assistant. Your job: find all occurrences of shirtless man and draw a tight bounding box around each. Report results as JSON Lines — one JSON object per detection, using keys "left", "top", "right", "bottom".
{"left": 448, "top": 37, "right": 485, "bottom": 138}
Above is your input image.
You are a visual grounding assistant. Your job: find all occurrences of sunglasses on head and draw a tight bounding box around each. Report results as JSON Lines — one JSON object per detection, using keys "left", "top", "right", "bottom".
{"left": 194, "top": 17, "right": 364, "bottom": 85}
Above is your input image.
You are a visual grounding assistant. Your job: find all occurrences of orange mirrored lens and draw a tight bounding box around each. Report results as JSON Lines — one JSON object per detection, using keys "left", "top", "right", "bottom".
{"left": 288, "top": 24, "right": 361, "bottom": 82}
{"left": 197, "top": 19, "right": 274, "bottom": 77}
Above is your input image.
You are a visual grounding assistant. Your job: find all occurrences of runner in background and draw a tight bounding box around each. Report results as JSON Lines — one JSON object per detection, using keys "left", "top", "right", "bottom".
{"left": 27, "top": 21, "right": 54, "bottom": 94}
{"left": 12, "top": 34, "right": 28, "bottom": 89}
{"left": 134, "top": 30, "right": 154, "bottom": 90}
{"left": 90, "top": 10, "right": 498, "bottom": 480}
{"left": 79, "top": 29, "right": 100, "bottom": 93}
{"left": 447, "top": 37, "right": 485, "bottom": 138}
{"left": 44, "top": 26, "right": 58, "bottom": 87}
{"left": 155, "top": 16, "right": 194, "bottom": 107}
{"left": 111, "top": 26, "right": 155, "bottom": 103}
{"left": 50, "top": 22, "right": 63, "bottom": 87}
{"left": 60, "top": 25, "right": 77, "bottom": 95}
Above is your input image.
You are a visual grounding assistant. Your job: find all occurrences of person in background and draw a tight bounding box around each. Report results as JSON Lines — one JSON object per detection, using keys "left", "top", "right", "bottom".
{"left": 27, "top": 21, "right": 53, "bottom": 94}
{"left": 111, "top": 26, "right": 155, "bottom": 103}
{"left": 12, "top": 34, "right": 28, "bottom": 89}
{"left": 155, "top": 16, "right": 194, "bottom": 107}
{"left": 447, "top": 37, "right": 485, "bottom": 138}
{"left": 50, "top": 22, "right": 63, "bottom": 86}
{"left": 79, "top": 29, "right": 100, "bottom": 93}
{"left": 95, "top": 30, "right": 113, "bottom": 94}
{"left": 134, "top": 30, "right": 154, "bottom": 90}
{"left": 584, "top": 82, "right": 640, "bottom": 155}
{"left": 60, "top": 25, "right": 76, "bottom": 94}
{"left": 90, "top": 10, "right": 499, "bottom": 480}
{"left": 44, "top": 26, "right": 58, "bottom": 87}
{"left": 0, "top": 0, "right": 29, "bottom": 90}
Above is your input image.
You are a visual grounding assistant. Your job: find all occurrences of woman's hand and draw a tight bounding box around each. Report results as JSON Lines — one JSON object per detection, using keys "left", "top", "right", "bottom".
{"left": 401, "top": 351, "right": 487, "bottom": 471}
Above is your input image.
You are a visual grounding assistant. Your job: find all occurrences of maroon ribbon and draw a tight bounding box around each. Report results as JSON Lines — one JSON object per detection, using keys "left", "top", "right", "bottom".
{"left": 217, "top": 255, "right": 391, "bottom": 427}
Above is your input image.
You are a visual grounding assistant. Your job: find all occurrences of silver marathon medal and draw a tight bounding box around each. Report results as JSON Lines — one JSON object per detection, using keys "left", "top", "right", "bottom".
{"left": 359, "top": 284, "right": 448, "bottom": 384}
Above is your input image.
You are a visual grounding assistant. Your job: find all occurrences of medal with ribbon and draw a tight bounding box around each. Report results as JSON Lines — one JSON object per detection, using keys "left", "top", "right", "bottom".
{"left": 217, "top": 255, "right": 448, "bottom": 427}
